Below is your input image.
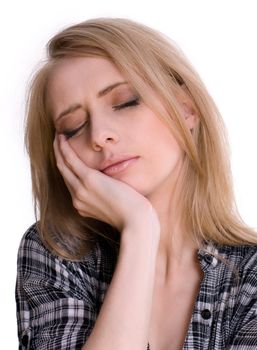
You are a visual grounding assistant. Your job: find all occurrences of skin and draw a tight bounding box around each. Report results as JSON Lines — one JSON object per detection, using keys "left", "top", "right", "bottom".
{"left": 49, "top": 56, "right": 200, "bottom": 284}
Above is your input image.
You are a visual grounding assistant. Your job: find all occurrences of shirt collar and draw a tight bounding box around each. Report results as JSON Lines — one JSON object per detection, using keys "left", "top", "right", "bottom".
{"left": 197, "top": 241, "right": 220, "bottom": 271}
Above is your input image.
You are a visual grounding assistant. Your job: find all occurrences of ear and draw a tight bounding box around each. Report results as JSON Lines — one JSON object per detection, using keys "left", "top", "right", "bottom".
{"left": 176, "top": 86, "right": 199, "bottom": 130}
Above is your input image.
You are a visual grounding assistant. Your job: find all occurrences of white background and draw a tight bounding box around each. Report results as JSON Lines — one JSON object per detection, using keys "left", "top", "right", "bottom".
{"left": 1, "top": 0, "right": 256, "bottom": 347}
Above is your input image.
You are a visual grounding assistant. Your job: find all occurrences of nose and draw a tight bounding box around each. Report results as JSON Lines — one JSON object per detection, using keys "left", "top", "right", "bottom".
{"left": 89, "top": 119, "right": 119, "bottom": 151}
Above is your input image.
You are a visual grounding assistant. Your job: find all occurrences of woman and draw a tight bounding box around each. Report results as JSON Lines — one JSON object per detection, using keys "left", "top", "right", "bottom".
{"left": 16, "top": 17, "right": 257, "bottom": 349}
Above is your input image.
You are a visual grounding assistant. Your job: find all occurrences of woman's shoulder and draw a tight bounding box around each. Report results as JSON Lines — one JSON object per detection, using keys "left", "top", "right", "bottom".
{"left": 217, "top": 243, "right": 257, "bottom": 270}
{"left": 18, "top": 222, "right": 96, "bottom": 264}
{"left": 212, "top": 243, "right": 257, "bottom": 291}
{"left": 18, "top": 222, "right": 43, "bottom": 251}
{"left": 17, "top": 222, "right": 117, "bottom": 286}
{"left": 200, "top": 241, "right": 257, "bottom": 280}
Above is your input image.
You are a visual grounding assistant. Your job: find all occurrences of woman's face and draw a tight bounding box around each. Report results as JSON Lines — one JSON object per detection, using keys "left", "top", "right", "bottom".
{"left": 48, "top": 57, "right": 191, "bottom": 199}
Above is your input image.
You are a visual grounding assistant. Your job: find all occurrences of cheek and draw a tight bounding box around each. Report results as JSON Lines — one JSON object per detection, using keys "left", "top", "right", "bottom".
{"left": 147, "top": 119, "right": 182, "bottom": 158}
{"left": 148, "top": 127, "right": 184, "bottom": 182}
{"left": 68, "top": 137, "right": 83, "bottom": 153}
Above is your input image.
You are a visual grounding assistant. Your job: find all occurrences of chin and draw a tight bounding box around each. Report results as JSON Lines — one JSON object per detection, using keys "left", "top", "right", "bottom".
{"left": 119, "top": 176, "right": 153, "bottom": 197}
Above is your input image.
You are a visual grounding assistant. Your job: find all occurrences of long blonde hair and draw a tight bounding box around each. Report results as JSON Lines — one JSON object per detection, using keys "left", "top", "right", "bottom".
{"left": 25, "top": 17, "right": 257, "bottom": 260}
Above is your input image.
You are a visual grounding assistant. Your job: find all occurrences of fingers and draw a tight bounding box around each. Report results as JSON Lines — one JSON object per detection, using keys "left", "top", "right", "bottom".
{"left": 53, "top": 134, "right": 110, "bottom": 220}
{"left": 58, "top": 135, "right": 91, "bottom": 179}
{"left": 53, "top": 135, "right": 81, "bottom": 192}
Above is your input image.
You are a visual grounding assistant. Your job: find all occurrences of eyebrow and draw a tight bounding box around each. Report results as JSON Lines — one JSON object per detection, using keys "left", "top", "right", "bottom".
{"left": 56, "top": 81, "right": 128, "bottom": 121}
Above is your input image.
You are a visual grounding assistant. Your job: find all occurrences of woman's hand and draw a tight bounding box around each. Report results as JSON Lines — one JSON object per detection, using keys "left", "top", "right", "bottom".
{"left": 53, "top": 135, "right": 160, "bottom": 233}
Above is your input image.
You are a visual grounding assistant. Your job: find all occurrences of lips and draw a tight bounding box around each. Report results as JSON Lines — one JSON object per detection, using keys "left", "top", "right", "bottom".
{"left": 100, "top": 156, "right": 138, "bottom": 172}
{"left": 100, "top": 156, "right": 139, "bottom": 175}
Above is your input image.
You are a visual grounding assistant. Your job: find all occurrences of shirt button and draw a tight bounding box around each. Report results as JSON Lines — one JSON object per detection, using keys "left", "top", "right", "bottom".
{"left": 201, "top": 309, "right": 212, "bottom": 320}
{"left": 21, "top": 334, "right": 29, "bottom": 346}
{"left": 204, "top": 254, "right": 213, "bottom": 264}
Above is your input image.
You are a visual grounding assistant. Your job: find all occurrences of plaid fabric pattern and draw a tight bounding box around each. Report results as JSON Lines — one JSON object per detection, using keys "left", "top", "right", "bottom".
{"left": 16, "top": 224, "right": 257, "bottom": 349}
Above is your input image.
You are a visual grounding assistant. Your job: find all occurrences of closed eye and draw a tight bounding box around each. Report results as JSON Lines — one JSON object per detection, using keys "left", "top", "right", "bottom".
{"left": 61, "top": 97, "right": 140, "bottom": 139}
{"left": 113, "top": 97, "right": 140, "bottom": 110}
{"left": 62, "top": 121, "right": 87, "bottom": 139}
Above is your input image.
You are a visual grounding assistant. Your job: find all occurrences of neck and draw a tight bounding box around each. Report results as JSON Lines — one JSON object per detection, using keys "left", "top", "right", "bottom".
{"left": 147, "top": 180, "right": 201, "bottom": 285}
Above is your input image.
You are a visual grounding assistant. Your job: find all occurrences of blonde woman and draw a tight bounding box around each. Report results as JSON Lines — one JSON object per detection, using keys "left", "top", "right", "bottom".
{"left": 16, "top": 18, "right": 257, "bottom": 350}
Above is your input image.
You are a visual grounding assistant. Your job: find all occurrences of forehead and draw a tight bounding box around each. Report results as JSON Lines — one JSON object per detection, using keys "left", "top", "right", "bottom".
{"left": 47, "top": 57, "right": 127, "bottom": 119}
{"left": 48, "top": 56, "right": 124, "bottom": 89}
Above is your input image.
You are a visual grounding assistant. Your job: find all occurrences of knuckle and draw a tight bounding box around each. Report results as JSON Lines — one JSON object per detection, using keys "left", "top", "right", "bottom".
{"left": 74, "top": 188, "right": 84, "bottom": 201}
{"left": 65, "top": 155, "right": 73, "bottom": 168}
{"left": 83, "top": 172, "right": 96, "bottom": 187}
{"left": 80, "top": 169, "right": 90, "bottom": 180}
{"left": 78, "top": 209, "right": 86, "bottom": 217}
{"left": 72, "top": 198, "right": 81, "bottom": 210}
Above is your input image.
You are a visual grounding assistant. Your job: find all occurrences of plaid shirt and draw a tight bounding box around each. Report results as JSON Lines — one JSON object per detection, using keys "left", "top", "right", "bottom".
{"left": 16, "top": 224, "right": 257, "bottom": 349}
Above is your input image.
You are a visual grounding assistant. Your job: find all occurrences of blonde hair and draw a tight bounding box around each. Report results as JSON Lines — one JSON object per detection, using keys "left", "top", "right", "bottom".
{"left": 25, "top": 17, "right": 257, "bottom": 260}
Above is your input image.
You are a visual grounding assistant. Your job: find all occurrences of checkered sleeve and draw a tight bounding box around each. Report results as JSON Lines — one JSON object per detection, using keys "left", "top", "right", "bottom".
{"left": 16, "top": 225, "right": 101, "bottom": 350}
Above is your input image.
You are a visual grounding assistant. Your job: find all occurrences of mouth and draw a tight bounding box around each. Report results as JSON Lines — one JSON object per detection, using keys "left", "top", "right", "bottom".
{"left": 102, "top": 157, "right": 139, "bottom": 176}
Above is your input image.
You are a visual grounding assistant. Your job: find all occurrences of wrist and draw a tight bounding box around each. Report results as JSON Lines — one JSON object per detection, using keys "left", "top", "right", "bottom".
{"left": 121, "top": 214, "right": 160, "bottom": 250}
